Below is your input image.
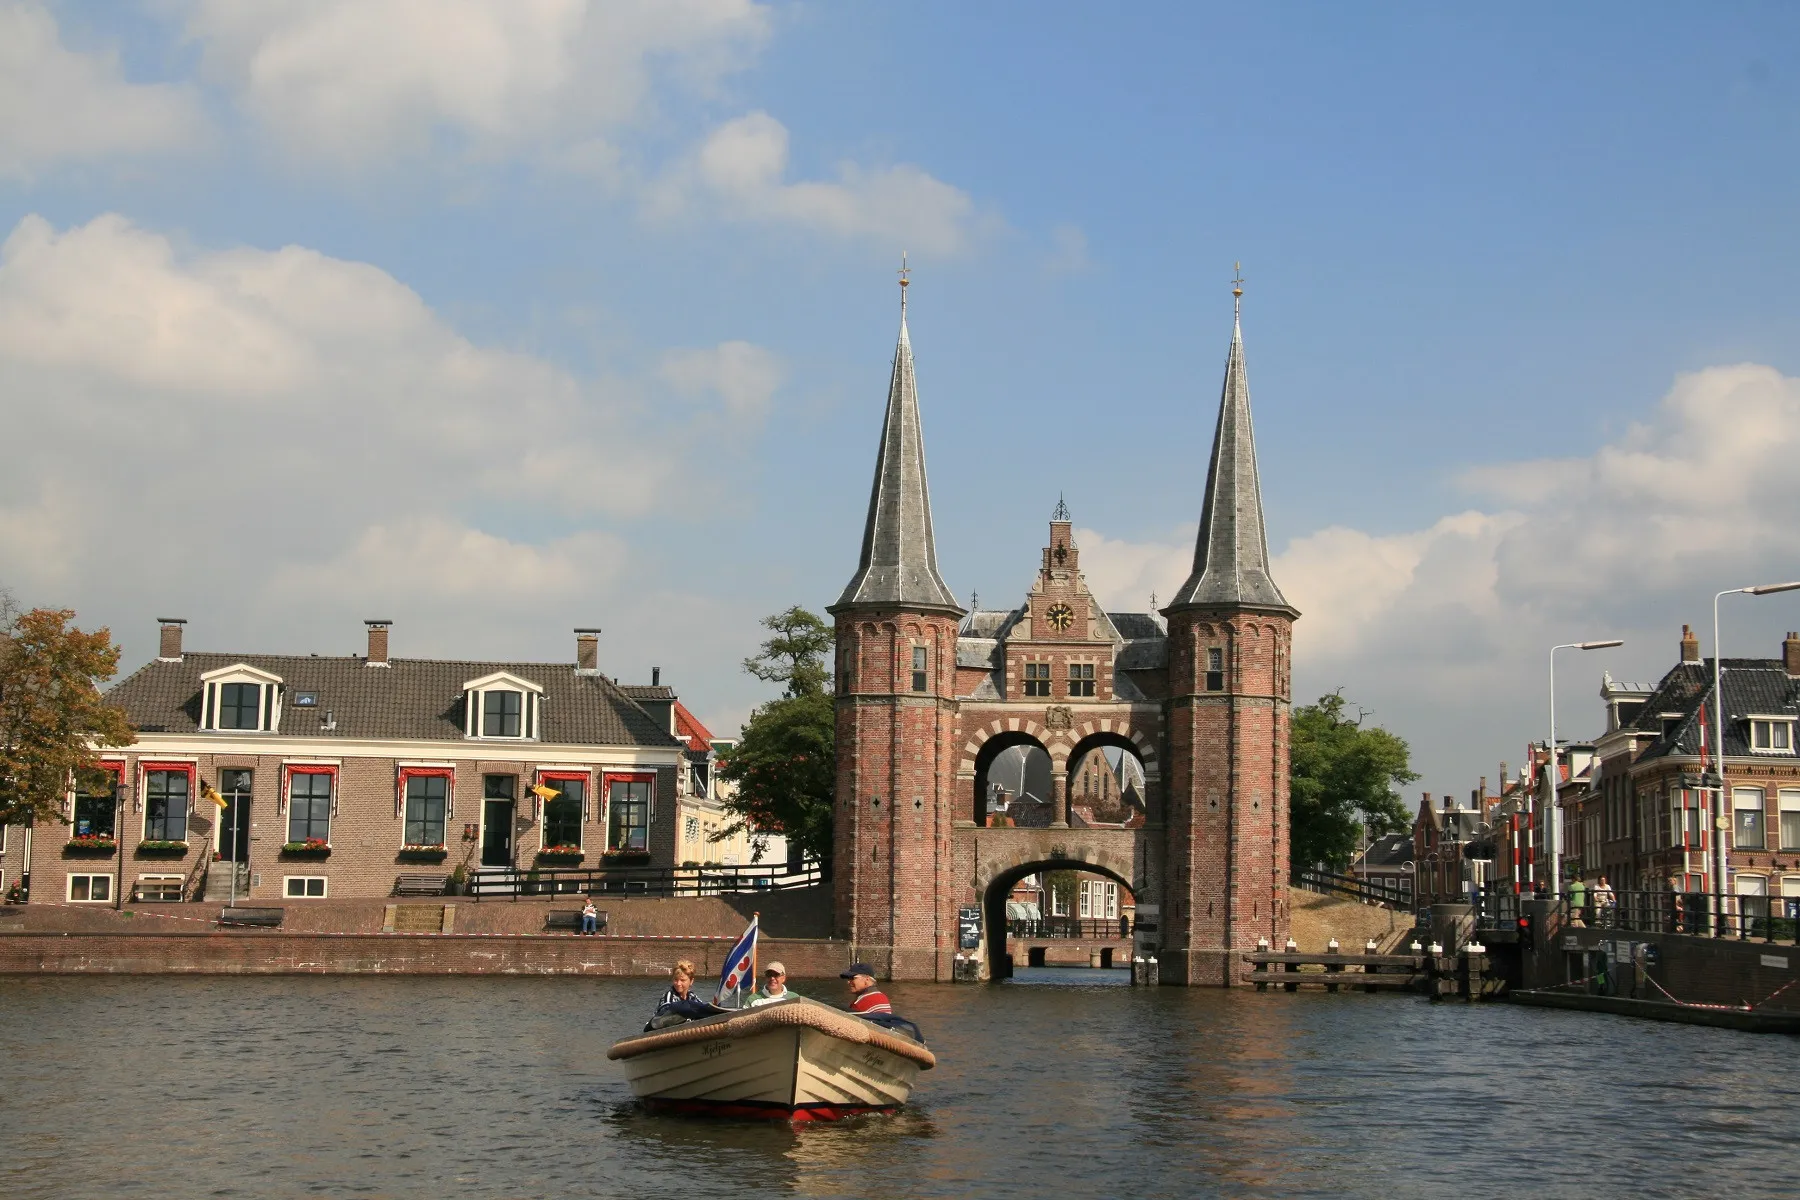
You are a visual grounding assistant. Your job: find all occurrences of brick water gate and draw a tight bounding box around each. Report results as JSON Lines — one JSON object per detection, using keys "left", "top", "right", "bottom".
{"left": 830, "top": 271, "right": 1296, "bottom": 986}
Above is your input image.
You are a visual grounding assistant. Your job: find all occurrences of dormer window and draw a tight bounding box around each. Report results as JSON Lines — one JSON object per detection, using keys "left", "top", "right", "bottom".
{"left": 1750, "top": 718, "right": 1794, "bottom": 754}
{"left": 200, "top": 664, "right": 284, "bottom": 733}
{"left": 462, "top": 671, "right": 544, "bottom": 740}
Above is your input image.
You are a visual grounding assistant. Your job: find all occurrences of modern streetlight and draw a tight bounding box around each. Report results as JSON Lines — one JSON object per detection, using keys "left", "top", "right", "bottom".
{"left": 1548, "top": 639, "right": 1624, "bottom": 896}
{"left": 1711, "top": 583, "right": 1800, "bottom": 912}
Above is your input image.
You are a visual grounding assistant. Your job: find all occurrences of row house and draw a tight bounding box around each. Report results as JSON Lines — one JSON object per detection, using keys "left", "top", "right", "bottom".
{"left": 7, "top": 619, "right": 691, "bottom": 907}
{"left": 1411, "top": 792, "right": 1488, "bottom": 907}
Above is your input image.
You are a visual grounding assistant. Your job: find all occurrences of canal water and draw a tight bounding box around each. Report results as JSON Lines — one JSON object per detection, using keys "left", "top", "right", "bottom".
{"left": 2, "top": 973, "right": 1796, "bottom": 1199}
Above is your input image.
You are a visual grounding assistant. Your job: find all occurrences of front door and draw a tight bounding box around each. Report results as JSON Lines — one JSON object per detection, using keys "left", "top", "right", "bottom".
{"left": 218, "top": 768, "right": 252, "bottom": 863}
{"left": 482, "top": 800, "right": 515, "bottom": 867}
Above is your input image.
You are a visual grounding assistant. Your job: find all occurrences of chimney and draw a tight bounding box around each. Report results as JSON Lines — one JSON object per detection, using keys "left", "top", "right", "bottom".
{"left": 652, "top": 666, "right": 661, "bottom": 687}
{"left": 574, "top": 628, "right": 600, "bottom": 674}
{"left": 156, "top": 618, "right": 185, "bottom": 662}
{"left": 1442, "top": 794, "right": 1452, "bottom": 812}
{"left": 1785, "top": 632, "right": 1800, "bottom": 677}
{"left": 365, "top": 620, "right": 391, "bottom": 667}
{"left": 1681, "top": 623, "right": 1700, "bottom": 663}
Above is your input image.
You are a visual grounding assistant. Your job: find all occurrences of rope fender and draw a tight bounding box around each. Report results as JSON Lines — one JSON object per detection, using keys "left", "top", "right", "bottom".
{"left": 607, "top": 999, "right": 936, "bottom": 1069}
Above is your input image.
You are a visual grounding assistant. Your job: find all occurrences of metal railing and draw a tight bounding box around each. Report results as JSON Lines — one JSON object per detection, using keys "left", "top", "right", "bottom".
{"left": 1474, "top": 886, "right": 1799, "bottom": 945}
{"left": 1006, "top": 916, "right": 1132, "bottom": 940}
{"left": 464, "top": 859, "right": 824, "bottom": 900}
{"left": 1292, "top": 868, "right": 1412, "bottom": 909}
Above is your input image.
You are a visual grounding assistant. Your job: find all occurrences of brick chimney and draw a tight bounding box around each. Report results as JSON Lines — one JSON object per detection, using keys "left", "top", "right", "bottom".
{"left": 574, "top": 628, "right": 600, "bottom": 674}
{"left": 1681, "top": 623, "right": 1700, "bottom": 663}
{"left": 156, "top": 618, "right": 185, "bottom": 662}
{"left": 652, "top": 666, "right": 661, "bottom": 686}
{"left": 365, "top": 620, "right": 392, "bottom": 667}
{"left": 1785, "top": 632, "right": 1800, "bottom": 677}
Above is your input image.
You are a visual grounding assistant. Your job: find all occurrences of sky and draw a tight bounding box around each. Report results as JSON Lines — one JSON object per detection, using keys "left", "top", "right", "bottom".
{"left": 6, "top": 2, "right": 1800, "bottom": 795}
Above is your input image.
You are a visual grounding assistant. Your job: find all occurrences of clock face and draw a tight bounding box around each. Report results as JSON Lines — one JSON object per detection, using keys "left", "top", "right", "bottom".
{"left": 1046, "top": 603, "right": 1074, "bottom": 632}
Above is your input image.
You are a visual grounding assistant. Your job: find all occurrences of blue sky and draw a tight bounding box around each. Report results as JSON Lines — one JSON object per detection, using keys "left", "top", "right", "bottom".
{"left": 6, "top": 1, "right": 1800, "bottom": 792}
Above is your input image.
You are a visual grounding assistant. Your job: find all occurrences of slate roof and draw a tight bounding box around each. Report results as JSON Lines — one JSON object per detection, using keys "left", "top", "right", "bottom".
{"left": 1630, "top": 658, "right": 1800, "bottom": 761}
{"left": 1166, "top": 308, "right": 1297, "bottom": 617}
{"left": 832, "top": 303, "right": 962, "bottom": 615}
{"left": 1108, "top": 613, "right": 1163, "bottom": 639}
{"left": 107, "top": 652, "right": 683, "bottom": 748}
{"left": 1356, "top": 832, "right": 1413, "bottom": 870}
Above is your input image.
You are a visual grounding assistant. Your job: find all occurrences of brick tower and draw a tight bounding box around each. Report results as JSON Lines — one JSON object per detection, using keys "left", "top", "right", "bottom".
{"left": 1158, "top": 276, "right": 1299, "bottom": 985}
{"left": 828, "top": 266, "right": 965, "bottom": 979}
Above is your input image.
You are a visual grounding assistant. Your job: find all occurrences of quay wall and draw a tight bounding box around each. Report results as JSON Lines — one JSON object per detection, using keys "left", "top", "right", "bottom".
{"left": 1538, "top": 921, "right": 1800, "bottom": 1014}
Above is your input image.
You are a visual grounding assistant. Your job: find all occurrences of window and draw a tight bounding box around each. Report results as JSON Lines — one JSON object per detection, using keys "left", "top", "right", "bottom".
{"left": 288, "top": 771, "right": 333, "bottom": 844}
{"left": 1751, "top": 720, "right": 1794, "bottom": 753}
{"left": 1068, "top": 663, "right": 1095, "bottom": 697}
{"left": 1781, "top": 790, "right": 1800, "bottom": 852}
{"left": 68, "top": 874, "right": 113, "bottom": 902}
{"left": 73, "top": 767, "right": 119, "bottom": 838}
{"left": 1022, "top": 662, "right": 1051, "bottom": 697}
{"left": 404, "top": 773, "right": 449, "bottom": 846}
{"left": 690, "top": 760, "right": 710, "bottom": 799}
{"left": 144, "top": 769, "right": 190, "bottom": 842}
{"left": 542, "top": 776, "right": 584, "bottom": 848}
{"left": 1734, "top": 787, "right": 1766, "bottom": 851}
{"left": 483, "top": 690, "right": 523, "bottom": 737}
{"left": 684, "top": 816, "right": 701, "bottom": 843}
{"left": 608, "top": 776, "right": 652, "bottom": 852}
{"left": 135, "top": 875, "right": 183, "bottom": 902}
{"left": 1205, "top": 647, "right": 1225, "bottom": 692}
{"left": 219, "top": 682, "right": 261, "bottom": 730}
{"left": 284, "top": 876, "right": 328, "bottom": 898}
{"left": 911, "top": 646, "right": 928, "bottom": 693}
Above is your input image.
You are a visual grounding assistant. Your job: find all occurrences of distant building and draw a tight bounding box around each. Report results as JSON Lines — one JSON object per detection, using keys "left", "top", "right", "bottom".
{"left": 1350, "top": 832, "right": 1415, "bottom": 903}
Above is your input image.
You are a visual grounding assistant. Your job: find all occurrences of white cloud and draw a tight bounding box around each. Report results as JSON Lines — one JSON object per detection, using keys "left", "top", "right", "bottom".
{"left": 180, "top": 0, "right": 769, "bottom": 167}
{"left": 0, "top": 1, "right": 207, "bottom": 178}
{"left": 1044, "top": 223, "right": 1090, "bottom": 275}
{"left": 1072, "top": 363, "right": 1800, "bottom": 788}
{"left": 659, "top": 111, "right": 992, "bottom": 255}
{"left": 0, "top": 212, "right": 779, "bottom": 679}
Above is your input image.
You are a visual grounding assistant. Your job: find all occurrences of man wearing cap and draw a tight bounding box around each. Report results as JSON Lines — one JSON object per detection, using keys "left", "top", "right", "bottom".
{"left": 748, "top": 961, "right": 802, "bottom": 1006}
{"left": 839, "top": 963, "right": 893, "bottom": 1015}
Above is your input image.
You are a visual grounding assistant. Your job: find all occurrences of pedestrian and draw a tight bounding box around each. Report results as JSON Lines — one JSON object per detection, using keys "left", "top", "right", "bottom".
{"left": 580, "top": 899, "right": 599, "bottom": 935}
{"left": 1592, "top": 875, "right": 1615, "bottom": 917}
{"left": 1568, "top": 878, "right": 1587, "bottom": 926}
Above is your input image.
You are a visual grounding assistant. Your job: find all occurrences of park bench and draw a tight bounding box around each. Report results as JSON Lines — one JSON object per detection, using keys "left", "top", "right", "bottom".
{"left": 393, "top": 874, "right": 450, "bottom": 897}
{"left": 218, "top": 907, "right": 284, "bottom": 928}
{"left": 545, "top": 909, "right": 608, "bottom": 933}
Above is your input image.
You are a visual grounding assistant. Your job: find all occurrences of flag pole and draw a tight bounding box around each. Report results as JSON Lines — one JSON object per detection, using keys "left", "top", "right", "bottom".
{"left": 749, "top": 911, "right": 759, "bottom": 1007}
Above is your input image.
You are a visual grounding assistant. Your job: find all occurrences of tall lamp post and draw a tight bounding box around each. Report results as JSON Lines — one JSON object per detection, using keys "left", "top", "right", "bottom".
{"left": 1548, "top": 639, "right": 1623, "bottom": 896}
{"left": 1712, "top": 583, "right": 1800, "bottom": 915}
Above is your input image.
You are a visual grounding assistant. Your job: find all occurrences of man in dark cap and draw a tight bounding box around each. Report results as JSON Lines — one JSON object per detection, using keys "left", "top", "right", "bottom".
{"left": 839, "top": 962, "right": 893, "bottom": 1015}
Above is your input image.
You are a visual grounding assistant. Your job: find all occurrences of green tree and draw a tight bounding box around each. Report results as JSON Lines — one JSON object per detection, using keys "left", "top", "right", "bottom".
{"left": 1288, "top": 691, "right": 1416, "bottom": 873}
{"left": 715, "top": 607, "right": 835, "bottom": 863}
{"left": 0, "top": 600, "right": 136, "bottom": 827}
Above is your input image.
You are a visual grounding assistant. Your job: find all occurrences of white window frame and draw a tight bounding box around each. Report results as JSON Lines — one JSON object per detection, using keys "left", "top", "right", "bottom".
{"left": 1779, "top": 789, "right": 1800, "bottom": 853}
{"left": 67, "top": 873, "right": 114, "bottom": 903}
{"left": 461, "top": 671, "right": 544, "bottom": 740}
{"left": 135, "top": 874, "right": 184, "bottom": 902}
{"left": 198, "top": 663, "right": 285, "bottom": 733}
{"left": 1748, "top": 717, "right": 1795, "bottom": 754}
{"left": 283, "top": 876, "right": 329, "bottom": 898}
{"left": 1734, "top": 786, "right": 1768, "bottom": 850}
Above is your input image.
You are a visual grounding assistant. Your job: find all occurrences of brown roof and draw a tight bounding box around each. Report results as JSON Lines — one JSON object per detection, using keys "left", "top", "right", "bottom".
{"left": 107, "top": 653, "right": 682, "bottom": 748}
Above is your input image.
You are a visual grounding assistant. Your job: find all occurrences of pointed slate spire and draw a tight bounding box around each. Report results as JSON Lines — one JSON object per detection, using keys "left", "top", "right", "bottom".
{"left": 1166, "top": 277, "right": 1296, "bottom": 616}
{"left": 832, "top": 265, "right": 962, "bottom": 615}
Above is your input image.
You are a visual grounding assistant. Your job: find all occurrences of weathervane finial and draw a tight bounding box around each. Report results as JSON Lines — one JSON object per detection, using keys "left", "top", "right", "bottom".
{"left": 1052, "top": 493, "right": 1071, "bottom": 522}
{"left": 898, "top": 251, "right": 910, "bottom": 316}
{"left": 1232, "top": 261, "right": 1245, "bottom": 320}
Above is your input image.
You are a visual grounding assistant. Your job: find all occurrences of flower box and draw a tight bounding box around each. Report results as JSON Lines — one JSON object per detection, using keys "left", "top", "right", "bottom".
{"left": 398, "top": 844, "right": 448, "bottom": 862}
{"left": 137, "top": 840, "right": 189, "bottom": 856}
{"left": 601, "top": 850, "right": 651, "bottom": 866}
{"left": 66, "top": 835, "right": 118, "bottom": 855}
{"left": 280, "top": 839, "right": 332, "bottom": 858}
{"left": 536, "top": 846, "right": 586, "bottom": 866}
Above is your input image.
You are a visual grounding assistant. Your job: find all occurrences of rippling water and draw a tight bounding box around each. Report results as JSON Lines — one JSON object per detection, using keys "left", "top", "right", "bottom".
{"left": 2, "top": 972, "right": 1796, "bottom": 1199}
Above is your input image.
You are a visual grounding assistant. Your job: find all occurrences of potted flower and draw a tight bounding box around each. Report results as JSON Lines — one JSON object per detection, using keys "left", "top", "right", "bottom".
{"left": 66, "top": 833, "right": 118, "bottom": 855}
{"left": 398, "top": 843, "right": 449, "bottom": 862}
{"left": 137, "top": 839, "right": 189, "bottom": 856}
{"left": 602, "top": 848, "right": 651, "bottom": 866}
{"left": 280, "top": 837, "right": 332, "bottom": 858}
{"left": 536, "top": 844, "right": 585, "bottom": 866}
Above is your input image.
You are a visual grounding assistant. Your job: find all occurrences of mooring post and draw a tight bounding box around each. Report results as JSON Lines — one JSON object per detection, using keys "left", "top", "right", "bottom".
{"left": 1255, "top": 937, "right": 1269, "bottom": 991}
{"left": 1132, "top": 955, "right": 1144, "bottom": 986}
{"left": 1145, "top": 955, "right": 1159, "bottom": 986}
{"left": 1325, "top": 937, "right": 1343, "bottom": 993}
{"left": 1464, "top": 941, "right": 1486, "bottom": 1001}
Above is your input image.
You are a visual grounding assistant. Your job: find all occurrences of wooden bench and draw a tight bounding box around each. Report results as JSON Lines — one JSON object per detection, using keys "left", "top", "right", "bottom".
{"left": 545, "top": 910, "right": 608, "bottom": 933}
{"left": 394, "top": 874, "right": 450, "bottom": 897}
{"left": 218, "top": 907, "right": 284, "bottom": 928}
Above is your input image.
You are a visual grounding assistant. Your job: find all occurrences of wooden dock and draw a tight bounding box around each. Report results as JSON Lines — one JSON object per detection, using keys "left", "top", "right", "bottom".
{"left": 1243, "top": 948, "right": 1506, "bottom": 999}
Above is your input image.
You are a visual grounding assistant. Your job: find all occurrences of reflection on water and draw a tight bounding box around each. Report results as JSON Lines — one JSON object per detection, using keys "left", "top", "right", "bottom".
{"left": 2, "top": 974, "right": 1798, "bottom": 1199}
{"left": 1004, "top": 966, "right": 1132, "bottom": 986}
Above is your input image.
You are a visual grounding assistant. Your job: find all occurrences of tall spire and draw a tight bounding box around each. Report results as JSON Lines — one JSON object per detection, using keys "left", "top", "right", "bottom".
{"left": 832, "top": 261, "right": 962, "bottom": 615}
{"left": 1165, "top": 271, "right": 1296, "bottom": 616}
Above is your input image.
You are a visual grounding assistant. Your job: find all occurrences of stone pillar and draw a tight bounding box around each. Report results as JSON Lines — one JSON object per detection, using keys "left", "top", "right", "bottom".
{"left": 1051, "top": 771, "right": 1069, "bottom": 828}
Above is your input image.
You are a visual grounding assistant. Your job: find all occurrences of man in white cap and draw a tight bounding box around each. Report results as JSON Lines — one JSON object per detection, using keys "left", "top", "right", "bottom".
{"left": 748, "top": 961, "right": 802, "bottom": 1006}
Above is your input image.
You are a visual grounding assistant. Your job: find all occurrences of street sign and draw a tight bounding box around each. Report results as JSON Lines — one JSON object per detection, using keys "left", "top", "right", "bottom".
{"left": 957, "top": 905, "right": 980, "bottom": 950}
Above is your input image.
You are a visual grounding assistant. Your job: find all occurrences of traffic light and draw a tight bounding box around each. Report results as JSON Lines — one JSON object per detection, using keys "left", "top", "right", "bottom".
{"left": 1517, "top": 913, "right": 1535, "bottom": 951}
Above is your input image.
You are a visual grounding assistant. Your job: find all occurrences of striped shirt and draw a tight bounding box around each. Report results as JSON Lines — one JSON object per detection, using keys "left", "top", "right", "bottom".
{"left": 849, "top": 988, "right": 893, "bottom": 1015}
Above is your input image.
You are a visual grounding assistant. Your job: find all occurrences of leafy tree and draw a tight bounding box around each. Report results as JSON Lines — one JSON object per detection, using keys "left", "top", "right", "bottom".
{"left": 1289, "top": 691, "right": 1416, "bottom": 873}
{"left": 0, "top": 600, "right": 136, "bottom": 827}
{"left": 715, "top": 607, "right": 835, "bottom": 863}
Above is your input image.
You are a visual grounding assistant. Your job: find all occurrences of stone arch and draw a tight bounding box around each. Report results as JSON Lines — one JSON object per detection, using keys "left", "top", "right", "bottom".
{"left": 978, "top": 848, "right": 1141, "bottom": 980}
{"left": 1064, "top": 726, "right": 1157, "bottom": 825}
{"left": 969, "top": 730, "right": 1053, "bottom": 825}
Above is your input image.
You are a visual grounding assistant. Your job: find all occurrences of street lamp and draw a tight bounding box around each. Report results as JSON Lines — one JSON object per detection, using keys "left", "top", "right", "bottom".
{"left": 1712, "top": 583, "right": 1800, "bottom": 912}
{"left": 1548, "top": 639, "right": 1623, "bottom": 896}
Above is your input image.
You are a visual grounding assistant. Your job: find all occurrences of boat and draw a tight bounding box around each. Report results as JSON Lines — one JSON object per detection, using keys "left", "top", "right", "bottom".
{"left": 607, "top": 997, "right": 936, "bottom": 1120}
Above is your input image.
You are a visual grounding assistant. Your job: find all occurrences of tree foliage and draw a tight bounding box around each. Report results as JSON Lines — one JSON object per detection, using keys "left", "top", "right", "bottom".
{"left": 1289, "top": 691, "right": 1416, "bottom": 872}
{"left": 0, "top": 600, "right": 135, "bottom": 827}
{"left": 715, "top": 607, "right": 835, "bottom": 863}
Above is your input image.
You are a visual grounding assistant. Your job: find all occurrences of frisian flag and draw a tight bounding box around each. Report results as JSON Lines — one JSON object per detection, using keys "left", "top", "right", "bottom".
{"left": 715, "top": 914, "right": 759, "bottom": 1005}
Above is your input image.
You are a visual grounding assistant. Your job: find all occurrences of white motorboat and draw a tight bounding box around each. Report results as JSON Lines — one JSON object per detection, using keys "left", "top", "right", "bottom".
{"left": 607, "top": 997, "right": 935, "bottom": 1120}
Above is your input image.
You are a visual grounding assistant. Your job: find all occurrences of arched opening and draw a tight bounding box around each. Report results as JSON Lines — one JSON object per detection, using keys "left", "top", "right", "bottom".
{"left": 1063, "top": 730, "right": 1152, "bottom": 827}
{"left": 973, "top": 732, "right": 1055, "bottom": 826}
{"left": 982, "top": 858, "right": 1137, "bottom": 981}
